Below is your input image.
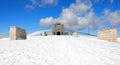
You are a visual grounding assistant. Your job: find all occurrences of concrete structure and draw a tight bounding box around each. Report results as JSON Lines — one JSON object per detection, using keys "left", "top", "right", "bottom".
{"left": 72, "top": 32, "right": 79, "bottom": 37}
{"left": 10, "top": 26, "right": 27, "bottom": 40}
{"left": 98, "top": 28, "right": 117, "bottom": 42}
{"left": 52, "top": 23, "right": 64, "bottom": 35}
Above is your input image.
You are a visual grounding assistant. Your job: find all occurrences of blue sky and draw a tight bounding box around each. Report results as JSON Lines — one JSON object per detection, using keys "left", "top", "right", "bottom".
{"left": 0, "top": 0, "right": 120, "bottom": 37}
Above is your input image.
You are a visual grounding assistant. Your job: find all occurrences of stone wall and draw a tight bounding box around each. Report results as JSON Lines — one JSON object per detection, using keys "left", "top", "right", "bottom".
{"left": 98, "top": 28, "right": 117, "bottom": 42}
{"left": 10, "top": 26, "right": 27, "bottom": 40}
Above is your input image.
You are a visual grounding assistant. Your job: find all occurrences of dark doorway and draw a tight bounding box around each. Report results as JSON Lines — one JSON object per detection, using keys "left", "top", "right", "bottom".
{"left": 54, "top": 32, "right": 55, "bottom": 35}
{"left": 57, "top": 32, "right": 60, "bottom": 35}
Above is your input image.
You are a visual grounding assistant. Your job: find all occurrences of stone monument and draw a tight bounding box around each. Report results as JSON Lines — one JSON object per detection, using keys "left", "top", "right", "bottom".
{"left": 52, "top": 23, "right": 64, "bottom": 35}
{"left": 98, "top": 28, "right": 117, "bottom": 42}
{"left": 72, "top": 32, "right": 79, "bottom": 37}
{"left": 10, "top": 26, "right": 27, "bottom": 40}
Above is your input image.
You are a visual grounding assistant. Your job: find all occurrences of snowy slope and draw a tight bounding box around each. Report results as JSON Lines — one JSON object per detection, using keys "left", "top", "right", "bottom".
{"left": 0, "top": 35, "right": 120, "bottom": 65}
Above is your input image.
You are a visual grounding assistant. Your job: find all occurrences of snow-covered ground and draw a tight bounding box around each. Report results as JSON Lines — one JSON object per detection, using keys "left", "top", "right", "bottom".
{"left": 0, "top": 35, "right": 120, "bottom": 65}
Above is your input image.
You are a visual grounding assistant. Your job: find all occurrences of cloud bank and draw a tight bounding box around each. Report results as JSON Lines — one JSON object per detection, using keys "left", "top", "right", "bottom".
{"left": 104, "top": 9, "right": 120, "bottom": 27}
{"left": 26, "top": 0, "right": 58, "bottom": 8}
{"left": 40, "top": 0, "right": 120, "bottom": 31}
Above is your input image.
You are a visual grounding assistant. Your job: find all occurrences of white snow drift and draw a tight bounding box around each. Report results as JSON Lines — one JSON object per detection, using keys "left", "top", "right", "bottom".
{"left": 0, "top": 35, "right": 120, "bottom": 65}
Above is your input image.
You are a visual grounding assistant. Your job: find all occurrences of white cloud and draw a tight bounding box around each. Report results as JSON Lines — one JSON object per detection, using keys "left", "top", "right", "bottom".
{"left": 70, "top": 1, "right": 92, "bottom": 16}
{"left": 40, "top": 0, "right": 118, "bottom": 31}
{"left": 40, "top": 17, "right": 55, "bottom": 27}
{"left": 104, "top": 9, "right": 120, "bottom": 27}
{"left": 40, "top": 0, "right": 104, "bottom": 31}
{"left": 109, "top": 0, "right": 114, "bottom": 3}
{"left": 26, "top": 0, "right": 35, "bottom": 9}
{"left": 26, "top": 0, "right": 58, "bottom": 8}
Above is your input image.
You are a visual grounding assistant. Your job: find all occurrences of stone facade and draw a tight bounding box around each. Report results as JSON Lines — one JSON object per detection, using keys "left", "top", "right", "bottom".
{"left": 10, "top": 26, "right": 27, "bottom": 40}
{"left": 98, "top": 28, "right": 117, "bottom": 42}
{"left": 52, "top": 23, "right": 64, "bottom": 35}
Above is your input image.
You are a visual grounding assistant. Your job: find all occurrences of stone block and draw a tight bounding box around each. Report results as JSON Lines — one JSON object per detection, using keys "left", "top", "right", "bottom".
{"left": 10, "top": 26, "right": 27, "bottom": 40}
{"left": 98, "top": 28, "right": 117, "bottom": 42}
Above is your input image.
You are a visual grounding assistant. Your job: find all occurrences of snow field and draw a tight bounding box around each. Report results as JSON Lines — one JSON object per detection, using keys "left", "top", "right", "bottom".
{"left": 0, "top": 35, "right": 120, "bottom": 65}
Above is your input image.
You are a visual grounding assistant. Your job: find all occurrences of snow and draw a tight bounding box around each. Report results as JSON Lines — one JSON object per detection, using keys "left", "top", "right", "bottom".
{"left": 0, "top": 35, "right": 120, "bottom": 65}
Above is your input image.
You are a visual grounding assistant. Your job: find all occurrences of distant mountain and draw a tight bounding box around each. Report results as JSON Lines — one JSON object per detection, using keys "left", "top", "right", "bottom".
{"left": 0, "top": 35, "right": 8, "bottom": 39}
{"left": 77, "top": 32, "right": 97, "bottom": 37}
{"left": 28, "top": 30, "right": 52, "bottom": 36}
